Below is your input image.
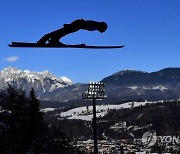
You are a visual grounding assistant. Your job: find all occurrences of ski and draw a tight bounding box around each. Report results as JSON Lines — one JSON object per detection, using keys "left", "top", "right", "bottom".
{"left": 8, "top": 42, "right": 124, "bottom": 49}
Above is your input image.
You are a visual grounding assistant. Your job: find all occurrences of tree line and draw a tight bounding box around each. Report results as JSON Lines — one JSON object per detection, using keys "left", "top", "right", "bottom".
{"left": 0, "top": 85, "right": 82, "bottom": 154}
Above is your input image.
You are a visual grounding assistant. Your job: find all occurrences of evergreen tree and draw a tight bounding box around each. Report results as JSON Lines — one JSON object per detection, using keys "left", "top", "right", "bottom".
{"left": 28, "top": 88, "right": 52, "bottom": 153}
{"left": 29, "top": 88, "right": 40, "bottom": 114}
{"left": 0, "top": 86, "right": 49, "bottom": 153}
{"left": 0, "top": 85, "right": 29, "bottom": 153}
{"left": 28, "top": 88, "right": 43, "bottom": 136}
{"left": 0, "top": 86, "right": 78, "bottom": 153}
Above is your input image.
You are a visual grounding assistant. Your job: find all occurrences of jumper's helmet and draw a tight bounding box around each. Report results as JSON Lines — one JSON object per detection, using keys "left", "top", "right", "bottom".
{"left": 98, "top": 22, "right": 108, "bottom": 33}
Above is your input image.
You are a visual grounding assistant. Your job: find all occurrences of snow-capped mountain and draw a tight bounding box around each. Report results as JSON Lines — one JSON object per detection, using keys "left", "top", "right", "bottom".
{"left": 1, "top": 67, "right": 180, "bottom": 103}
{"left": 0, "top": 67, "right": 72, "bottom": 98}
{"left": 102, "top": 68, "right": 180, "bottom": 101}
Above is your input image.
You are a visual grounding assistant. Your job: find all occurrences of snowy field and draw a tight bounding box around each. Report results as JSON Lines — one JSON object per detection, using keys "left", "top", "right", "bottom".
{"left": 41, "top": 108, "right": 56, "bottom": 113}
{"left": 59, "top": 101, "right": 158, "bottom": 121}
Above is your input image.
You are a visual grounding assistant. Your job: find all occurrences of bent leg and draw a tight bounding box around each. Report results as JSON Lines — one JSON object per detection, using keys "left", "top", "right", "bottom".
{"left": 37, "top": 21, "right": 81, "bottom": 45}
{"left": 37, "top": 33, "right": 51, "bottom": 44}
{"left": 37, "top": 29, "right": 64, "bottom": 45}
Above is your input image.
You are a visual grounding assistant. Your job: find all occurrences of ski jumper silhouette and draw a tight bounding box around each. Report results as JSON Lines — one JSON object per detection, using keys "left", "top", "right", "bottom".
{"left": 9, "top": 19, "right": 124, "bottom": 49}
{"left": 37, "top": 19, "right": 108, "bottom": 45}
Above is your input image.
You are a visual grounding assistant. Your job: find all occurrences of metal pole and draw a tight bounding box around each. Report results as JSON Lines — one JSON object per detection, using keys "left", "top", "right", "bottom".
{"left": 93, "top": 97, "right": 98, "bottom": 154}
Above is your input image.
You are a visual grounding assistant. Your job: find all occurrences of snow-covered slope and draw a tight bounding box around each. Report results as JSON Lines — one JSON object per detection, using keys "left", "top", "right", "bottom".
{"left": 0, "top": 67, "right": 72, "bottom": 96}
{"left": 60, "top": 76, "right": 73, "bottom": 85}
{"left": 59, "top": 101, "right": 157, "bottom": 121}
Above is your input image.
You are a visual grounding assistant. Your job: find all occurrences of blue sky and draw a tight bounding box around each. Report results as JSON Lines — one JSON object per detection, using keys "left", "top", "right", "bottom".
{"left": 0, "top": 0, "right": 180, "bottom": 83}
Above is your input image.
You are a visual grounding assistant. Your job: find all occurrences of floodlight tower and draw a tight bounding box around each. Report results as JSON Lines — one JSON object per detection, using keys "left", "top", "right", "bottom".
{"left": 82, "top": 82, "right": 105, "bottom": 154}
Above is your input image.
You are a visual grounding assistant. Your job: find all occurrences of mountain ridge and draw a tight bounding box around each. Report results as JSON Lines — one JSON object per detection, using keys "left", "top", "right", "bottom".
{"left": 0, "top": 66, "right": 72, "bottom": 98}
{"left": 1, "top": 67, "right": 180, "bottom": 103}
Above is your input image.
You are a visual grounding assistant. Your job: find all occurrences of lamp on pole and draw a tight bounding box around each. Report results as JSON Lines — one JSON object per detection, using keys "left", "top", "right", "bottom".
{"left": 82, "top": 82, "right": 105, "bottom": 154}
